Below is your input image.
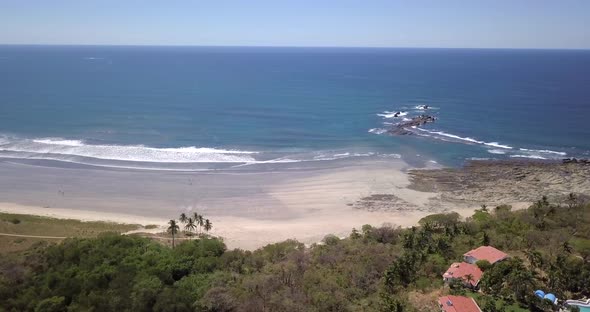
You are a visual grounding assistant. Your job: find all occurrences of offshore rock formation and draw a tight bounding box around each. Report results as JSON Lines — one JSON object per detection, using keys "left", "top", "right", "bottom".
{"left": 387, "top": 115, "right": 436, "bottom": 135}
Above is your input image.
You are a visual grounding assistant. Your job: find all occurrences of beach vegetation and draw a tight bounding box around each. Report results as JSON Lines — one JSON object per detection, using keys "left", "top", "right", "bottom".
{"left": 0, "top": 199, "right": 589, "bottom": 311}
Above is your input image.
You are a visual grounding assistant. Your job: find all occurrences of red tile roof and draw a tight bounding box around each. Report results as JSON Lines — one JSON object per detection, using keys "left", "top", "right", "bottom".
{"left": 463, "top": 246, "right": 508, "bottom": 264}
{"left": 438, "top": 295, "right": 482, "bottom": 312}
{"left": 443, "top": 262, "right": 483, "bottom": 287}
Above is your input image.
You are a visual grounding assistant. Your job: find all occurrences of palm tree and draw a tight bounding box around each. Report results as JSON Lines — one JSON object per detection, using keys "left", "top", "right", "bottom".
{"left": 179, "top": 213, "right": 188, "bottom": 224}
{"left": 204, "top": 219, "right": 212, "bottom": 234}
{"left": 167, "top": 219, "right": 180, "bottom": 248}
{"left": 464, "top": 273, "right": 475, "bottom": 288}
{"left": 184, "top": 217, "right": 196, "bottom": 239}
{"left": 192, "top": 212, "right": 201, "bottom": 234}
{"left": 524, "top": 249, "right": 543, "bottom": 271}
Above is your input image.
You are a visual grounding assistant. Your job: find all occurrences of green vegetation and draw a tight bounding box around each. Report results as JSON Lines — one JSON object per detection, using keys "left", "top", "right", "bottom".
{"left": 0, "top": 197, "right": 589, "bottom": 311}
{"left": 0, "top": 212, "right": 139, "bottom": 254}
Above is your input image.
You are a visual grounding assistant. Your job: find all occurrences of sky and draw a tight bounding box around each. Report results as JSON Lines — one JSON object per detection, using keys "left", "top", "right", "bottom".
{"left": 0, "top": 0, "right": 589, "bottom": 49}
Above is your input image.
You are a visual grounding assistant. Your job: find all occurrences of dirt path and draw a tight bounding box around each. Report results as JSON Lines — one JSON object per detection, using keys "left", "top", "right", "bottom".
{"left": 0, "top": 232, "right": 66, "bottom": 239}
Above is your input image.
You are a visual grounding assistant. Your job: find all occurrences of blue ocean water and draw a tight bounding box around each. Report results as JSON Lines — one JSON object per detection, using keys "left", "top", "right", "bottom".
{"left": 0, "top": 45, "right": 589, "bottom": 170}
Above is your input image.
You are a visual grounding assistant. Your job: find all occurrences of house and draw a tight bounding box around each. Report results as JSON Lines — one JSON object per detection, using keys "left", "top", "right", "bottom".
{"left": 442, "top": 262, "right": 483, "bottom": 288}
{"left": 463, "top": 246, "right": 508, "bottom": 265}
{"left": 438, "top": 295, "right": 483, "bottom": 312}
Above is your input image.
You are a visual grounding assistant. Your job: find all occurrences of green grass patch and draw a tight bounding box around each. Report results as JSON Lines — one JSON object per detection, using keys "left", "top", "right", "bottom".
{"left": 0, "top": 212, "right": 140, "bottom": 254}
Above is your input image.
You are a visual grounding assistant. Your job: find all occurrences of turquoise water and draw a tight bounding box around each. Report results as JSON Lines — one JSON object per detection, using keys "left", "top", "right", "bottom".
{"left": 1, "top": 46, "right": 589, "bottom": 171}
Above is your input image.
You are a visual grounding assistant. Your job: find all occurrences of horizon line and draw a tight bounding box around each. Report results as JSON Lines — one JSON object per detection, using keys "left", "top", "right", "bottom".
{"left": 0, "top": 43, "right": 589, "bottom": 51}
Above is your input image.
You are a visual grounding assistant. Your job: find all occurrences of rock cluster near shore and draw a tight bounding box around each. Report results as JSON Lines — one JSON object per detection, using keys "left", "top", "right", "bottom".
{"left": 408, "top": 160, "right": 590, "bottom": 207}
{"left": 387, "top": 115, "right": 436, "bottom": 135}
{"left": 351, "top": 194, "right": 423, "bottom": 213}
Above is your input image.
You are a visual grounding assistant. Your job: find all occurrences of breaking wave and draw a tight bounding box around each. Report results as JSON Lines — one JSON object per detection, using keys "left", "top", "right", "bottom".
{"left": 0, "top": 135, "right": 390, "bottom": 171}
{"left": 377, "top": 111, "right": 408, "bottom": 119}
{"left": 510, "top": 155, "right": 547, "bottom": 160}
{"left": 1, "top": 137, "right": 257, "bottom": 163}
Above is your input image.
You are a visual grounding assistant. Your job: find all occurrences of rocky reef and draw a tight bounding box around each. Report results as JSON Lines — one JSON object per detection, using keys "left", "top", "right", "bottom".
{"left": 387, "top": 115, "right": 436, "bottom": 135}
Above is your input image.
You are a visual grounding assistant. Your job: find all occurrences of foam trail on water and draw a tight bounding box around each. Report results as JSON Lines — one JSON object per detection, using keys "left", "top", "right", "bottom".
{"left": 414, "top": 128, "right": 513, "bottom": 149}
{"left": 510, "top": 155, "right": 547, "bottom": 160}
{"left": 487, "top": 149, "right": 506, "bottom": 155}
{"left": 519, "top": 148, "right": 566, "bottom": 156}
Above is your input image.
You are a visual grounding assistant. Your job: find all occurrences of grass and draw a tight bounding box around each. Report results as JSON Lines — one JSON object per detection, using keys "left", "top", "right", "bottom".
{"left": 0, "top": 212, "right": 140, "bottom": 254}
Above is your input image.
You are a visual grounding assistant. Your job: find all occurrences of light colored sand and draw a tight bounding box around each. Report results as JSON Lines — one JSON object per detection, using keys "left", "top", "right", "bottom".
{"left": 0, "top": 160, "right": 457, "bottom": 250}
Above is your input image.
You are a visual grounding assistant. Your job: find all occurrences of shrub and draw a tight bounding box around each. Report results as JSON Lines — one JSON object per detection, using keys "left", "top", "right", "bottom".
{"left": 323, "top": 234, "right": 340, "bottom": 246}
{"left": 476, "top": 259, "right": 492, "bottom": 271}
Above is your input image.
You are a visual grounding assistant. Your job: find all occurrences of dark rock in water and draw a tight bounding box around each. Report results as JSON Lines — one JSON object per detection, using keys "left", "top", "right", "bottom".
{"left": 387, "top": 115, "right": 436, "bottom": 135}
{"left": 563, "top": 158, "right": 590, "bottom": 164}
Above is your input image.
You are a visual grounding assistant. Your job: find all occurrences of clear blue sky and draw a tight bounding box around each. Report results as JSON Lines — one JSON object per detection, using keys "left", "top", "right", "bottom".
{"left": 1, "top": 0, "right": 589, "bottom": 49}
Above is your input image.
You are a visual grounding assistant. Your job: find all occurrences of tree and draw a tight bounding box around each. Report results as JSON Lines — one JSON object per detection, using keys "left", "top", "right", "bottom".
{"left": 465, "top": 273, "right": 475, "bottom": 288}
{"left": 204, "top": 219, "right": 212, "bottom": 234}
{"left": 349, "top": 228, "right": 361, "bottom": 239}
{"left": 179, "top": 213, "right": 188, "bottom": 224}
{"left": 524, "top": 249, "right": 543, "bottom": 271}
{"left": 476, "top": 260, "right": 492, "bottom": 271}
{"left": 193, "top": 213, "right": 201, "bottom": 234}
{"left": 167, "top": 219, "right": 179, "bottom": 248}
{"left": 198, "top": 215, "right": 205, "bottom": 235}
{"left": 185, "top": 218, "right": 196, "bottom": 239}
{"left": 35, "top": 296, "right": 66, "bottom": 312}
{"left": 482, "top": 231, "right": 490, "bottom": 246}
{"left": 571, "top": 238, "right": 590, "bottom": 262}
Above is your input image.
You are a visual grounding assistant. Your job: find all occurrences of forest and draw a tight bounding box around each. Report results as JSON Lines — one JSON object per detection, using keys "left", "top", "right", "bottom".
{"left": 1, "top": 195, "right": 589, "bottom": 312}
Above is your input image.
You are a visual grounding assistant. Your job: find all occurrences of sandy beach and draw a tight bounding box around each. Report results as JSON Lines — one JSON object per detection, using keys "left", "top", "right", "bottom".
{"left": 0, "top": 158, "right": 439, "bottom": 249}
{"left": 1, "top": 158, "right": 588, "bottom": 249}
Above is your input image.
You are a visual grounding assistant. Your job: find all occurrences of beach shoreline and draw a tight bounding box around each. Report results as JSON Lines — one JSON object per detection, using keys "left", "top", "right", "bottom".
{"left": 1, "top": 159, "right": 588, "bottom": 249}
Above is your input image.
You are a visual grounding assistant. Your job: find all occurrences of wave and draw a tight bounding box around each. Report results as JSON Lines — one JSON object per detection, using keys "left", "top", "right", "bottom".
{"left": 487, "top": 149, "right": 506, "bottom": 155}
{"left": 0, "top": 137, "right": 258, "bottom": 163}
{"left": 368, "top": 128, "right": 387, "bottom": 135}
{"left": 0, "top": 135, "right": 393, "bottom": 171}
{"left": 377, "top": 111, "right": 408, "bottom": 119}
{"left": 413, "top": 128, "right": 514, "bottom": 149}
{"left": 519, "top": 148, "right": 566, "bottom": 156}
{"left": 510, "top": 155, "right": 547, "bottom": 160}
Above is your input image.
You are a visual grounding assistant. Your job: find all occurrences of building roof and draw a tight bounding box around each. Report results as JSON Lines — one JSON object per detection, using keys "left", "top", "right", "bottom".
{"left": 443, "top": 262, "right": 483, "bottom": 287}
{"left": 463, "top": 246, "right": 508, "bottom": 264}
{"left": 438, "top": 295, "right": 482, "bottom": 312}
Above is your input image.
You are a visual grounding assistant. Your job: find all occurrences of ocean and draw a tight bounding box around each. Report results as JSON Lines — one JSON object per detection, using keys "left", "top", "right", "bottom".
{"left": 1, "top": 45, "right": 589, "bottom": 171}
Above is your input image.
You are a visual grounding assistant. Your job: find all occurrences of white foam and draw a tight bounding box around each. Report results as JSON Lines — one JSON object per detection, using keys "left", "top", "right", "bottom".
{"left": 415, "top": 128, "right": 513, "bottom": 149}
{"left": 377, "top": 111, "right": 408, "bottom": 119}
{"left": 32, "top": 138, "right": 85, "bottom": 147}
{"left": 519, "top": 148, "right": 566, "bottom": 156}
{"left": 487, "top": 149, "right": 506, "bottom": 155}
{"left": 368, "top": 128, "right": 387, "bottom": 135}
{"left": 510, "top": 155, "right": 547, "bottom": 160}
{"left": 1, "top": 137, "right": 258, "bottom": 163}
{"left": 484, "top": 142, "right": 513, "bottom": 149}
